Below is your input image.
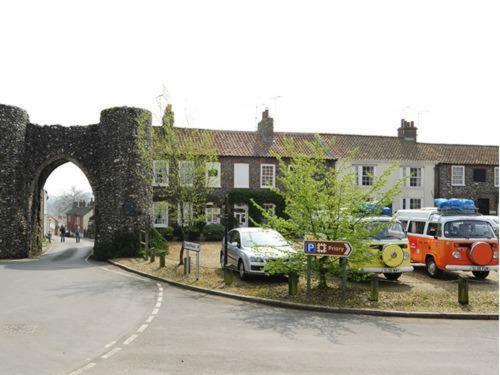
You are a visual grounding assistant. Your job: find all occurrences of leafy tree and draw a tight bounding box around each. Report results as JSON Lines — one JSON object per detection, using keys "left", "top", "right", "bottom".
{"left": 153, "top": 104, "right": 219, "bottom": 264}
{"left": 254, "top": 136, "right": 405, "bottom": 288}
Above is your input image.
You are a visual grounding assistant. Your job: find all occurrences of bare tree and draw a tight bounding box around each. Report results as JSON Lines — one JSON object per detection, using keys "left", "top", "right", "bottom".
{"left": 55, "top": 186, "right": 87, "bottom": 214}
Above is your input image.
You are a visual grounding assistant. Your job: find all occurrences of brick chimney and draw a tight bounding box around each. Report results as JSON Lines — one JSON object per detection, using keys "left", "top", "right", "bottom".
{"left": 72, "top": 201, "right": 78, "bottom": 208}
{"left": 89, "top": 198, "right": 94, "bottom": 206}
{"left": 258, "top": 109, "right": 274, "bottom": 142}
{"left": 79, "top": 200, "right": 86, "bottom": 208}
{"left": 397, "top": 119, "right": 417, "bottom": 142}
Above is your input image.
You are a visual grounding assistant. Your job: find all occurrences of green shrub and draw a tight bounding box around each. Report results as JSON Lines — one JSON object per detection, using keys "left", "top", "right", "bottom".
{"left": 149, "top": 227, "right": 169, "bottom": 255}
{"left": 156, "top": 226, "right": 174, "bottom": 240}
{"left": 203, "top": 223, "right": 225, "bottom": 241}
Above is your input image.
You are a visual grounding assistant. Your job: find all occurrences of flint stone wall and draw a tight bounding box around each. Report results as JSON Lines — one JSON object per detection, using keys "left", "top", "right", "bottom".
{"left": 0, "top": 104, "right": 153, "bottom": 259}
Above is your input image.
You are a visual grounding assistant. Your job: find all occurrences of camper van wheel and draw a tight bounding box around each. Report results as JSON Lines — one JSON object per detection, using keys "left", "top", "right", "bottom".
{"left": 472, "top": 271, "right": 489, "bottom": 280}
{"left": 425, "top": 257, "right": 443, "bottom": 278}
{"left": 384, "top": 272, "right": 402, "bottom": 281}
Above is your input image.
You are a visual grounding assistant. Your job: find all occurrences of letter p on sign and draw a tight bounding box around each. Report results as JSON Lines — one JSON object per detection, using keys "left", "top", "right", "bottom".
{"left": 306, "top": 243, "right": 316, "bottom": 253}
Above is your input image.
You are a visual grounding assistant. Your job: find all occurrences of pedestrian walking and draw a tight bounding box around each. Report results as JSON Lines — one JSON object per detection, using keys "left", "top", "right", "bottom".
{"left": 59, "top": 225, "right": 66, "bottom": 243}
{"left": 47, "top": 231, "right": 52, "bottom": 243}
{"left": 75, "top": 227, "right": 81, "bottom": 243}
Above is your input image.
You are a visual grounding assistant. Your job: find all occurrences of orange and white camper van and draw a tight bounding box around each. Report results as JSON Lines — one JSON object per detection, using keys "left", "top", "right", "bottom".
{"left": 395, "top": 199, "right": 498, "bottom": 279}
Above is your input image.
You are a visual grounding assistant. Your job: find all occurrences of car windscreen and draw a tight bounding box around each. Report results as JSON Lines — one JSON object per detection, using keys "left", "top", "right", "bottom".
{"left": 240, "top": 230, "right": 288, "bottom": 247}
{"left": 444, "top": 220, "right": 496, "bottom": 239}
{"left": 368, "top": 221, "right": 407, "bottom": 240}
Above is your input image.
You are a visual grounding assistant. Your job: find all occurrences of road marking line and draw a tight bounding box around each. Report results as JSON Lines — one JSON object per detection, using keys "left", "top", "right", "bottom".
{"left": 69, "top": 362, "right": 96, "bottom": 375}
{"left": 152, "top": 308, "right": 159, "bottom": 315}
{"left": 137, "top": 324, "right": 148, "bottom": 333}
{"left": 101, "top": 347, "right": 121, "bottom": 359}
{"left": 159, "top": 292, "right": 163, "bottom": 297}
{"left": 123, "top": 334, "right": 139, "bottom": 345}
{"left": 155, "top": 302, "right": 161, "bottom": 308}
{"left": 104, "top": 340, "right": 116, "bottom": 348}
{"left": 146, "top": 315, "right": 155, "bottom": 323}
{"left": 85, "top": 255, "right": 150, "bottom": 282}
{"left": 156, "top": 283, "right": 162, "bottom": 288}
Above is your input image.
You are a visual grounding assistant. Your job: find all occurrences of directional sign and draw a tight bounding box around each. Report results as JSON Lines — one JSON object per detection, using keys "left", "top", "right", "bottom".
{"left": 184, "top": 241, "right": 200, "bottom": 253}
{"left": 304, "top": 240, "right": 353, "bottom": 257}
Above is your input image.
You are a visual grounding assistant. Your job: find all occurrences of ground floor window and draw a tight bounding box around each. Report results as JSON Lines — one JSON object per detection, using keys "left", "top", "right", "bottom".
{"left": 402, "top": 198, "right": 422, "bottom": 210}
{"left": 262, "top": 203, "right": 276, "bottom": 223}
{"left": 153, "top": 201, "right": 168, "bottom": 227}
{"left": 206, "top": 203, "right": 221, "bottom": 224}
{"left": 177, "top": 203, "right": 193, "bottom": 226}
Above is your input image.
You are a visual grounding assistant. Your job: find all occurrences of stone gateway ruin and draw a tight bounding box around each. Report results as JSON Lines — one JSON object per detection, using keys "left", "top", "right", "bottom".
{"left": 0, "top": 104, "right": 153, "bottom": 259}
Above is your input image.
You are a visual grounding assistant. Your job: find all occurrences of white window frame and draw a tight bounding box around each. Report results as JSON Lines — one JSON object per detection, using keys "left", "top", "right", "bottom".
{"left": 401, "top": 166, "right": 423, "bottom": 188}
{"left": 205, "top": 202, "right": 221, "bottom": 224}
{"left": 153, "top": 201, "right": 169, "bottom": 228}
{"left": 495, "top": 167, "right": 499, "bottom": 187}
{"left": 401, "top": 198, "right": 422, "bottom": 210}
{"left": 262, "top": 203, "right": 276, "bottom": 223}
{"left": 234, "top": 163, "right": 250, "bottom": 188}
{"left": 179, "top": 160, "right": 194, "bottom": 187}
{"left": 206, "top": 162, "right": 221, "bottom": 188}
{"left": 355, "top": 165, "right": 375, "bottom": 186}
{"left": 152, "top": 160, "right": 169, "bottom": 186}
{"left": 451, "top": 165, "right": 465, "bottom": 186}
{"left": 260, "top": 164, "right": 276, "bottom": 189}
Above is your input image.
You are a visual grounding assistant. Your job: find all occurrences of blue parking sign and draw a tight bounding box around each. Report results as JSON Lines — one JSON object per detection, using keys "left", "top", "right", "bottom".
{"left": 306, "top": 242, "right": 316, "bottom": 253}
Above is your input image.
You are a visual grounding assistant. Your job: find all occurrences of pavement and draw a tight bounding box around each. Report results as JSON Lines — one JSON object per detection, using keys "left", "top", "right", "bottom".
{"left": 0, "top": 239, "right": 498, "bottom": 375}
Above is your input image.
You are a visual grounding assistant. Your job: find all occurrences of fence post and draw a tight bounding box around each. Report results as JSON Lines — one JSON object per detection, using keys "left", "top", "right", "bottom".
{"left": 184, "top": 254, "right": 191, "bottom": 275}
{"left": 288, "top": 272, "right": 299, "bottom": 296}
{"left": 159, "top": 253, "right": 166, "bottom": 268}
{"left": 369, "top": 274, "right": 379, "bottom": 302}
{"left": 458, "top": 275, "right": 469, "bottom": 305}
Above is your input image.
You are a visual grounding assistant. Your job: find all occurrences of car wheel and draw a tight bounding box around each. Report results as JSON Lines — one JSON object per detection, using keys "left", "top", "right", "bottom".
{"left": 384, "top": 272, "right": 402, "bottom": 281}
{"left": 472, "top": 271, "right": 489, "bottom": 279}
{"left": 238, "top": 260, "right": 247, "bottom": 280}
{"left": 425, "top": 257, "right": 442, "bottom": 278}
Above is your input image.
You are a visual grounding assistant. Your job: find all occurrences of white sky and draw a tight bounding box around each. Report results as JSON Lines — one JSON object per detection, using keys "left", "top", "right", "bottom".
{"left": 1, "top": 0, "right": 499, "bottom": 196}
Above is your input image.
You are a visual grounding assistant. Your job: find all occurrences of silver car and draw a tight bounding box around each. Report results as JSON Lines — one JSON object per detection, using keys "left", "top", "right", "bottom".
{"left": 220, "top": 227, "right": 296, "bottom": 279}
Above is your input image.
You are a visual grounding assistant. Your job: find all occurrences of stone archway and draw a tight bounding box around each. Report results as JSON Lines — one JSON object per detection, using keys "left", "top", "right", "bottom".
{"left": 0, "top": 104, "right": 153, "bottom": 259}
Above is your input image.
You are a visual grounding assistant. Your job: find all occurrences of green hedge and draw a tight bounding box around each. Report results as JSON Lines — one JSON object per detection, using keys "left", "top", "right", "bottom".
{"left": 203, "top": 223, "right": 225, "bottom": 241}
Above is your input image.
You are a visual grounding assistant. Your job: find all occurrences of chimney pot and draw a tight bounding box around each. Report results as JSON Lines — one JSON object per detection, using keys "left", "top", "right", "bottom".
{"left": 397, "top": 118, "right": 417, "bottom": 142}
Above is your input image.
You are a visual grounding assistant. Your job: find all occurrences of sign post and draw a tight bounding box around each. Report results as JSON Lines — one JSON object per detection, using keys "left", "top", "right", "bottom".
{"left": 304, "top": 240, "right": 353, "bottom": 300}
{"left": 183, "top": 241, "right": 201, "bottom": 280}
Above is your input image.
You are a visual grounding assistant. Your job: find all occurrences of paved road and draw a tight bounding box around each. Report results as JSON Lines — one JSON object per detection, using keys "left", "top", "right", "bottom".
{"left": 0, "top": 240, "right": 498, "bottom": 375}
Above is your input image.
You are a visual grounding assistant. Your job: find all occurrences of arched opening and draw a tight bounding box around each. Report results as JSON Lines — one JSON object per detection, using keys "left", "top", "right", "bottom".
{"left": 29, "top": 158, "right": 95, "bottom": 256}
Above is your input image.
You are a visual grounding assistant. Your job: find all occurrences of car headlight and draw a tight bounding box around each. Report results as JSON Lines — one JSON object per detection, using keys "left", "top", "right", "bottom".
{"left": 493, "top": 251, "right": 499, "bottom": 259}
{"left": 452, "top": 251, "right": 461, "bottom": 259}
{"left": 250, "top": 256, "right": 265, "bottom": 263}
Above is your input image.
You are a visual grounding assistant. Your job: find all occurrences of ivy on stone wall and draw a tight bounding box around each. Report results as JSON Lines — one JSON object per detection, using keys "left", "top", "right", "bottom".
{"left": 228, "top": 189, "right": 286, "bottom": 228}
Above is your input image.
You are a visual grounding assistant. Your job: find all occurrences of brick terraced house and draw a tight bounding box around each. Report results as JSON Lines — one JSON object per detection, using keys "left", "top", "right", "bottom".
{"left": 152, "top": 111, "right": 498, "bottom": 228}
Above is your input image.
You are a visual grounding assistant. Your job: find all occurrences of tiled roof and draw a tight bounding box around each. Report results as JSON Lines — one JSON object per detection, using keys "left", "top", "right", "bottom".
{"left": 168, "top": 127, "right": 498, "bottom": 165}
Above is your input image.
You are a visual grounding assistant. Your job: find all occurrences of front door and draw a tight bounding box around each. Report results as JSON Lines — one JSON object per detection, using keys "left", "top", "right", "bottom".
{"left": 477, "top": 199, "right": 490, "bottom": 215}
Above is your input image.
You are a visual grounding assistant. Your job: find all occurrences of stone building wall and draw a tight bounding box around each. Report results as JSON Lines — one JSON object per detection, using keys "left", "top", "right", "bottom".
{"left": 436, "top": 164, "right": 499, "bottom": 214}
{"left": 0, "top": 104, "right": 153, "bottom": 259}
